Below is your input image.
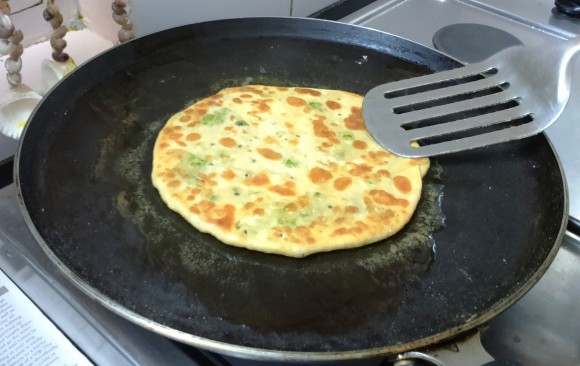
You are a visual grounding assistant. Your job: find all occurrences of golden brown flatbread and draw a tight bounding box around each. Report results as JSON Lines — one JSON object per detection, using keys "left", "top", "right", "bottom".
{"left": 152, "top": 85, "right": 429, "bottom": 257}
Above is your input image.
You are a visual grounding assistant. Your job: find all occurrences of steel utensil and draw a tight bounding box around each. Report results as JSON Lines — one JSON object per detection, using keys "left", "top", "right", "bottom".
{"left": 363, "top": 37, "right": 580, "bottom": 158}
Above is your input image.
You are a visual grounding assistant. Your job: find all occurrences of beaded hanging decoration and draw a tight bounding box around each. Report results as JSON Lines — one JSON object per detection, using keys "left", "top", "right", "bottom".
{"left": 0, "top": 0, "right": 24, "bottom": 86}
{"left": 112, "top": 0, "right": 134, "bottom": 43}
{"left": 43, "top": 0, "right": 69, "bottom": 63}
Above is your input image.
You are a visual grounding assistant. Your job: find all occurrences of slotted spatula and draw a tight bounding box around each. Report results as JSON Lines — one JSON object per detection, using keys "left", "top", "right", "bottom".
{"left": 363, "top": 37, "right": 580, "bottom": 158}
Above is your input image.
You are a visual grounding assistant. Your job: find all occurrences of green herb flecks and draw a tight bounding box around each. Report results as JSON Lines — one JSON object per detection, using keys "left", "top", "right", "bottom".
{"left": 284, "top": 159, "right": 299, "bottom": 168}
{"left": 186, "top": 154, "right": 207, "bottom": 168}
{"left": 218, "top": 151, "right": 231, "bottom": 162}
{"left": 342, "top": 132, "right": 354, "bottom": 140}
{"left": 308, "top": 101, "right": 323, "bottom": 110}
{"left": 201, "top": 108, "right": 229, "bottom": 126}
{"left": 277, "top": 216, "right": 298, "bottom": 227}
{"left": 235, "top": 120, "right": 249, "bottom": 126}
{"left": 179, "top": 152, "right": 209, "bottom": 178}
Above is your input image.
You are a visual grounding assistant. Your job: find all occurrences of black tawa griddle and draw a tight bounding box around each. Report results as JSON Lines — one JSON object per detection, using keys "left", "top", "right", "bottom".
{"left": 15, "top": 18, "right": 567, "bottom": 361}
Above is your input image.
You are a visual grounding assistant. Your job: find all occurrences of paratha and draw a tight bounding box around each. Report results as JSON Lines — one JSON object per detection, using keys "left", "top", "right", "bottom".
{"left": 152, "top": 85, "right": 429, "bottom": 257}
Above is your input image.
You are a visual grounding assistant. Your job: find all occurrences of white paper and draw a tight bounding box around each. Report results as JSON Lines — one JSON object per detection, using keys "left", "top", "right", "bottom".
{"left": 0, "top": 269, "right": 93, "bottom": 366}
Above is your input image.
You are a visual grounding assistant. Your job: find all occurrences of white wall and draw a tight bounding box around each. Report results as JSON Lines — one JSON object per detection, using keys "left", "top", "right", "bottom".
{"left": 8, "top": 0, "right": 81, "bottom": 46}
{"left": 127, "top": 0, "right": 338, "bottom": 38}
{"left": 130, "top": 0, "right": 289, "bottom": 37}
{"left": 6, "top": 0, "right": 340, "bottom": 46}
{"left": 1, "top": 0, "right": 340, "bottom": 140}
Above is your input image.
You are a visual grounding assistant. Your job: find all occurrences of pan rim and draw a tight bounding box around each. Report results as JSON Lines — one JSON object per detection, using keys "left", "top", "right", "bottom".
{"left": 14, "top": 17, "right": 569, "bottom": 362}
{"left": 10, "top": 194, "right": 569, "bottom": 362}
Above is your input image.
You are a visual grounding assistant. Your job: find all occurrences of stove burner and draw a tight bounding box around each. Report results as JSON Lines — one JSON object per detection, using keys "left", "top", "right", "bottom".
{"left": 554, "top": 0, "right": 580, "bottom": 18}
{"left": 432, "top": 23, "right": 523, "bottom": 63}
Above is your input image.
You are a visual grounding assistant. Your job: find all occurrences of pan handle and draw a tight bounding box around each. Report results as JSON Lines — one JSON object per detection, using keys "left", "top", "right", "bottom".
{"left": 394, "top": 351, "right": 445, "bottom": 366}
{"left": 392, "top": 329, "right": 495, "bottom": 366}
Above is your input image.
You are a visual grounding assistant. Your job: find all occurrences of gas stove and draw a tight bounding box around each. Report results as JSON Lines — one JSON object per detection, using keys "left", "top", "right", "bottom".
{"left": 0, "top": 0, "right": 579, "bottom": 365}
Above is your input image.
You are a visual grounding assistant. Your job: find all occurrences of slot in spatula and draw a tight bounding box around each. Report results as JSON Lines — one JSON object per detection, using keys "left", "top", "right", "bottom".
{"left": 362, "top": 37, "right": 580, "bottom": 158}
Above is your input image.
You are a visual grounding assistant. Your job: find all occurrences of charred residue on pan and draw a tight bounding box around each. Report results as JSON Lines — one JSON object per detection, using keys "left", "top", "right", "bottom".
{"left": 175, "top": 160, "right": 445, "bottom": 350}
{"left": 89, "top": 70, "right": 447, "bottom": 349}
{"left": 103, "top": 113, "right": 445, "bottom": 346}
{"left": 87, "top": 33, "right": 449, "bottom": 349}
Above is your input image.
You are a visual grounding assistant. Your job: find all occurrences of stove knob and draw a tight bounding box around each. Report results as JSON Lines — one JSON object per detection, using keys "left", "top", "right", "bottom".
{"left": 555, "top": 0, "right": 580, "bottom": 18}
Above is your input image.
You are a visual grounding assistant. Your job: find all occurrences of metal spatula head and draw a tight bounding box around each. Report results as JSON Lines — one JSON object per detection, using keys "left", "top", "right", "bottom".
{"left": 363, "top": 37, "right": 580, "bottom": 158}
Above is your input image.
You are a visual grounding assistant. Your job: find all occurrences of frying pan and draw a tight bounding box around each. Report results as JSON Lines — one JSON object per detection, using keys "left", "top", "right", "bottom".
{"left": 15, "top": 18, "right": 567, "bottom": 361}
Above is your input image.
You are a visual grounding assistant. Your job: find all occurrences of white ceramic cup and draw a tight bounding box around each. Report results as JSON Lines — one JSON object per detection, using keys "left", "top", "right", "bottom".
{"left": 40, "top": 57, "right": 76, "bottom": 95}
{"left": 0, "top": 84, "right": 42, "bottom": 139}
